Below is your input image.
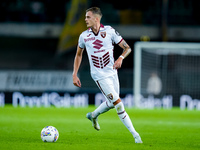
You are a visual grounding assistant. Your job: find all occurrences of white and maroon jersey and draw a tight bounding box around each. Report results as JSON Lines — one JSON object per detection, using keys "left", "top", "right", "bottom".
{"left": 78, "top": 24, "right": 123, "bottom": 81}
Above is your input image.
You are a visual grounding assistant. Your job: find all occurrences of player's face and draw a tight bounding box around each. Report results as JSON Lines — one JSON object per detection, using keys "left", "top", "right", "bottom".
{"left": 85, "top": 11, "right": 96, "bottom": 28}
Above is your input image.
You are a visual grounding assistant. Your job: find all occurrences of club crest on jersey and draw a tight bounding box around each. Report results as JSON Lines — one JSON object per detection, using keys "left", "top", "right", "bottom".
{"left": 107, "top": 93, "right": 113, "bottom": 100}
{"left": 100, "top": 32, "right": 106, "bottom": 38}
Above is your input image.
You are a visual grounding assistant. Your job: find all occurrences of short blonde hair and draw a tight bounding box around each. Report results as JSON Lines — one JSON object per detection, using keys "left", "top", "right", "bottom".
{"left": 86, "top": 7, "right": 102, "bottom": 18}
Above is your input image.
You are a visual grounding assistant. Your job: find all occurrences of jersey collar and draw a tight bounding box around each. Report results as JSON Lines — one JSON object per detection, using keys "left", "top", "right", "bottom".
{"left": 88, "top": 24, "right": 104, "bottom": 35}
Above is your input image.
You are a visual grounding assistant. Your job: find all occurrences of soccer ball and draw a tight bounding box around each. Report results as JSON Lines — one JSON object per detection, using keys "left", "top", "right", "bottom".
{"left": 41, "top": 126, "right": 59, "bottom": 142}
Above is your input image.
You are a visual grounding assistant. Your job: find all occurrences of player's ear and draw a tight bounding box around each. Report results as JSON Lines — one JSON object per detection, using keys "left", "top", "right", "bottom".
{"left": 95, "top": 15, "right": 100, "bottom": 22}
{"left": 95, "top": 16, "right": 98, "bottom": 22}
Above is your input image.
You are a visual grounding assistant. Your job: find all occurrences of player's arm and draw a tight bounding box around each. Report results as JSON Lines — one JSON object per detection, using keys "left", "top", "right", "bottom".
{"left": 72, "top": 46, "right": 84, "bottom": 87}
{"left": 113, "top": 39, "right": 132, "bottom": 69}
{"left": 118, "top": 39, "right": 132, "bottom": 59}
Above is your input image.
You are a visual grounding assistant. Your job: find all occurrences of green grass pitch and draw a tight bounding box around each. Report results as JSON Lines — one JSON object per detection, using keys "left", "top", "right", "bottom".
{"left": 0, "top": 105, "right": 199, "bottom": 150}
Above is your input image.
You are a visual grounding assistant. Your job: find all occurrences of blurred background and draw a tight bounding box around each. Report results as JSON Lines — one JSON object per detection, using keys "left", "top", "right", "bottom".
{"left": 0, "top": 0, "right": 200, "bottom": 108}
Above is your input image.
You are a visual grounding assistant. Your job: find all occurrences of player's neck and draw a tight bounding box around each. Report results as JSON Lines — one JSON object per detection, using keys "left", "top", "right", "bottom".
{"left": 91, "top": 23, "right": 101, "bottom": 35}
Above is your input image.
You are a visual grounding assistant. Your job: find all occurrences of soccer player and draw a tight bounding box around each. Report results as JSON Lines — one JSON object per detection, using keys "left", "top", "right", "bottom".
{"left": 72, "top": 7, "right": 142, "bottom": 143}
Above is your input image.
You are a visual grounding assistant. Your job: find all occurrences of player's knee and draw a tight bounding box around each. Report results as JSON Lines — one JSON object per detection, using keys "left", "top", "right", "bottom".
{"left": 114, "top": 101, "right": 125, "bottom": 113}
{"left": 106, "top": 101, "right": 114, "bottom": 109}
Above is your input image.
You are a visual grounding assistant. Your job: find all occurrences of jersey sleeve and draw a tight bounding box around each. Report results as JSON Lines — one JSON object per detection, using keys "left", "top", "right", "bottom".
{"left": 78, "top": 33, "right": 85, "bottom": 49}
{"left": 111, "top": 27, "right": 123, "bottom": 44}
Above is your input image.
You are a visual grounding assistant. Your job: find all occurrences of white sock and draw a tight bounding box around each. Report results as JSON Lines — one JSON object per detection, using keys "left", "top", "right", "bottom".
{"left": 115, "top": 102, "right": 139, "bottom": 138}
{"left": 92, "top": 101, "right": 114, "bottom": 118}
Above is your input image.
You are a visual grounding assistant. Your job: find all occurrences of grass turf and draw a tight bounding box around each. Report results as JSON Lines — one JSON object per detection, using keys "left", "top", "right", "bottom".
{"left": 0, "top": 105, "right": 199, "bottom": 150}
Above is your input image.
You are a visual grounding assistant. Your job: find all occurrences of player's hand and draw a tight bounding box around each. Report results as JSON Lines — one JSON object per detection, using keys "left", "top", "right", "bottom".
{"left": 113, "top": 57, "right": 123, "bottom": 69}
{"left": 73, "top": 75, "right": 81, "bottom": 88}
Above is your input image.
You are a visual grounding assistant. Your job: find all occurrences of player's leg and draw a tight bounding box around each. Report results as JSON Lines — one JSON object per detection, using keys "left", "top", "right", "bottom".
{"left": 86, "top": 100, "right": 114, "bottom": 130}
{"left": 86, "top": 77, "right": 114, "bottom": 130}
{"left": 86, "top": 75, "right": 142, "bottom": 143}
{"left": 92, "top": 77, "right": 115, "bottom": 118}
{"left": 92, "top": 101, "right": 114, "bottom": 118}
{"left": 112, "top": 74, "right": 142, "bottom": 143}
{"left": 113, "top": 98, "right": 142, "bottom": 143}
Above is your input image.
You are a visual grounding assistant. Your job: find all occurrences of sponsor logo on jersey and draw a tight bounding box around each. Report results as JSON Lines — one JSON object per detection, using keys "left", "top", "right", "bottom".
{"left": 84, "top": 37, "right": 95, "bottom": 42}
{"left": 115, "top": 30, "right": 121, "bottom": 36}
{"left": 94, "top": 50, "right": 105, "bottom": 53}
{"left": 93, "top": 39, "right": 103, "bottom": 50}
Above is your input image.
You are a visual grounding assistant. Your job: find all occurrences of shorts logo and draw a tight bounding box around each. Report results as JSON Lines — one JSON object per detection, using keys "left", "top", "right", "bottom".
{"left": 107, "top": 93, "right": 113, "bottom": 100}
{"left": 100, "top": 32, "right": 106, "bottom": 38}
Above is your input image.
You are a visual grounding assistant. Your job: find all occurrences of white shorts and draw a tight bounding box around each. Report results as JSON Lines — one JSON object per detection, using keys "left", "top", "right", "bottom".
{"left": 95, "top": 74, "right": 120, "bottom": 104}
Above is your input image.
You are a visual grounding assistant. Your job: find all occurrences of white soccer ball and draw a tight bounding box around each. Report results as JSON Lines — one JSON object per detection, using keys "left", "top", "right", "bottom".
{"left": 41, "top": 126, "right": 59, "bottom": 142}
